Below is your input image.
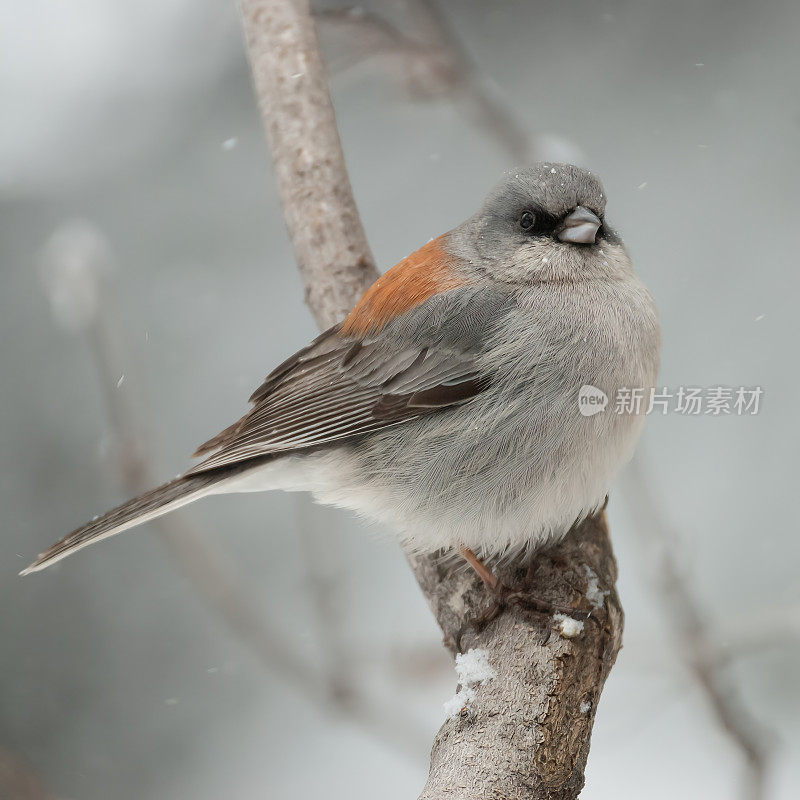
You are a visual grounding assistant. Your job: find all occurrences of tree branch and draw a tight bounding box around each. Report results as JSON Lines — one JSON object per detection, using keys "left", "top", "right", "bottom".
{"left": 623, "top": 458, "right": 770, "bottom": 800}
{"left": 0, "top": 748, "right": 52, "bottom": 800}
{"left": 38, "top": 221, "right": 427, "bottom": 759}
{"left": 241, "top": 0, "right": 378, "bottom": 329}
{"left": 240, "top": 1, "right": 624, "bottom": 797}
{"left": 39, "top": 222, "right": 319, "bottom": 692}
{"left": 315, "top": 1, "right": 535, "bottom": 163}
{"left": 409, "top": 515, "right": 622, "bottom": 800}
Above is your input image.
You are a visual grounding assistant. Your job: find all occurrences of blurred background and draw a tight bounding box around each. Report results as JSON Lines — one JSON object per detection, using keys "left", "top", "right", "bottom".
{"left": 2, "top": 1, "right": 798, "bottom": 798}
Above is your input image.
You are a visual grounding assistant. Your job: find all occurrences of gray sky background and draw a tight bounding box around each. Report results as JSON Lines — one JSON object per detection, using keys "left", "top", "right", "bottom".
{"left": 1, "top": 1, "right": 798, "bottom": 798}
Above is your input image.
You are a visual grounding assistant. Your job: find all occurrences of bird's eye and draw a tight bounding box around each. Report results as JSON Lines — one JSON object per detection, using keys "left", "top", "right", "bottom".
{"left": 519, "top": 211, "right": 535, "bottom": 230}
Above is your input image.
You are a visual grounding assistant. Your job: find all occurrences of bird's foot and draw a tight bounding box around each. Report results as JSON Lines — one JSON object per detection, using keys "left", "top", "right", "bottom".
{"left": 456, "top": 547, "right": 589, "bottom": 651}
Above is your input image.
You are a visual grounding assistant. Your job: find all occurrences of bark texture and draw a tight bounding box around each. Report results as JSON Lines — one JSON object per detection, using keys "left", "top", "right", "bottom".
{"left": 241, "top": 0, "right": 378, "bottom": 329}
{"left": 410, "top": 514, "right": 622, "bottom": 800}
{"left": 240, "top": 2, "right": 624, "bottom": 797}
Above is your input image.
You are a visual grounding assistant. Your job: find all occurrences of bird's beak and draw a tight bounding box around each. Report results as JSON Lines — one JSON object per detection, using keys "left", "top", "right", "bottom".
{"left": 557, "top": 206, "right": 601, "bottom": 245}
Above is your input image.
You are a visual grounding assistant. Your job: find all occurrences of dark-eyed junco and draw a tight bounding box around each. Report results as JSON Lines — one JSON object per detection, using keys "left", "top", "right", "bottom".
{"left": 22, "top": 164, "right": 660, "bottom": 576}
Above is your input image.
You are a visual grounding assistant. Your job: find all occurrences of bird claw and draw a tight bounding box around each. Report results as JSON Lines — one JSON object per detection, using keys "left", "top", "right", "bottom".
{"left": 455, "top": 580, "right": 581, "bottom": 650}
{"left": 455, "top": 548, "right": 594, "bottom": 651}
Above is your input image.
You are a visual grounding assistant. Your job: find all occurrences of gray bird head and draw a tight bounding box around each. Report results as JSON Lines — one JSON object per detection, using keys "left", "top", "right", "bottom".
{"left": 449, "top": 164, "right": 631, "bottom": 285}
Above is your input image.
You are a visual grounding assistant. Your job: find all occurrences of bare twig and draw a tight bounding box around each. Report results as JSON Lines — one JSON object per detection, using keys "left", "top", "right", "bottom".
{"left": 615, "top": 601, "right": 800, "bottom": 671}
{"left": 623, "top": 455, "right": 771, "bottom": 800}
{"left": 0, "top": 748, "right": 52, "bottom": 800}
{"left": 314, "top": 6, "right": 441, "bottom": 76}
{"left": 240, "top": 2, "right": 623, "bottom": 797}
{"left": 39, "top": 222, "right": 317, "bottom": 689}
{"left": 38, "top": 221, "right": 426, "bottom": 758}
{"left": 241, "top": 0, "right": 378, "bottom": 329}
{"left": 294, "top": 495, "right": 354, "bottom": 705}
{"left": 315, "top": 1, "right": 535, "bottom": 163}
{"left": 711, "top": 603, "right": 800, "bottom": 663}
{"left": 403, "top": 0, "right": 534, "bottom": 162}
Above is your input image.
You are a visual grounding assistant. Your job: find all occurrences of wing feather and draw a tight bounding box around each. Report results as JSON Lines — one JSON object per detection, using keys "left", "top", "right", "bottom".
{"left": 187, "top": 285, "right": 510, "bottom": 475}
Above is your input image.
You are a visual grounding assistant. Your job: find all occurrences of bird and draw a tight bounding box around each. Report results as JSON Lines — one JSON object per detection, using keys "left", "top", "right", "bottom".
{"left": 22, "top": 163, "right": 660, "bottom": 579}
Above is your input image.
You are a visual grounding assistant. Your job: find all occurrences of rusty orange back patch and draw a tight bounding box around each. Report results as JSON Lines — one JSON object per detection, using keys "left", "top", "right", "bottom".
{"left": 341, "top": 236, "right": 464, "bottom": 337}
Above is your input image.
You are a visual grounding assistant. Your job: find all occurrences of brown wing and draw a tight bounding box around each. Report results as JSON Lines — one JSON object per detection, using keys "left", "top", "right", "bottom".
{"left": 185, "top": 323, "right": 487, "bottom": 476}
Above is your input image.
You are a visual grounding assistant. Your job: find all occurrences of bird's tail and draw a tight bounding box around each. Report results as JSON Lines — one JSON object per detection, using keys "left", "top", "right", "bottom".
{"left": 21, "top": 469, "right": 235, "bottom": 575}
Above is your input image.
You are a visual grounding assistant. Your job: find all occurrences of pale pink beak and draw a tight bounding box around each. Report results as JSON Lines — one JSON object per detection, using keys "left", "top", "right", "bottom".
{"left": 557, "top": 206, "right": 601, "bottom": 245}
